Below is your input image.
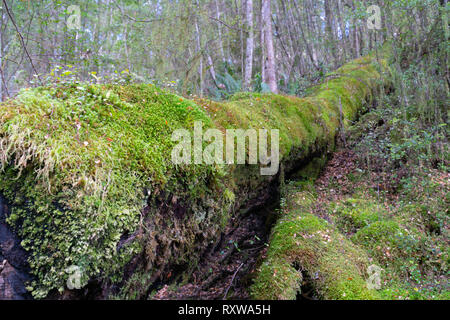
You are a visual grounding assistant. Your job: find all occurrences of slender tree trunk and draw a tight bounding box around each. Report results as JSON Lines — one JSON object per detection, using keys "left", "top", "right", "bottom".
{"left": 207, "top": 54, "right": 217, "bottom": 86}
{"left": 239, "top": 0, "right": 244, "bottom": 77}
{"left": 324, "top": 0, "right": 337, "bottom": 66}
{"left": 290, "top": 0, "right": 319, "bottom": 71}
{"left": 336, "top": 0, "right": 347, "bottom": 61}
{"left": 306, "top": 0, "right": 319, "bottom": 67}
{"left": 260, "top": 0, "right": 265, "bottom": 82}
{"left": 195, "top": 14, "right": 203, "bottom": 97}
{"left": 214, "top": 0, "right": 226, "bottom": 63}
{"left": 354, "top": 25, "right": 360, "bottom": 57}
{"left": 243, "top": 0, "right": 254, "bottom": 90}
{"left": 93, "top": 0, "right": 102, "bottom": 74}
{"left": 261, "top": 0, "right": 277, "bottom": 93}
{"left": 348, "top": 0, "right": 360, "bottom": 58}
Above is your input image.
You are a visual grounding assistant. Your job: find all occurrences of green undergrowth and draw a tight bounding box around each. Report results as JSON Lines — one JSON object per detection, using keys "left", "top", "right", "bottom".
{"left": 0, "top": 52, "right": 388, "bottom": 298}
{"left": 208, "top": 54, "right": 388, "bottom": 155}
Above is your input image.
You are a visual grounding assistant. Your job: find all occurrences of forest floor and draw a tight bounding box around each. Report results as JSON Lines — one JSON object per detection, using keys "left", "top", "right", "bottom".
{"left": 151, "top": 150, "right": 375, "bottom": 300}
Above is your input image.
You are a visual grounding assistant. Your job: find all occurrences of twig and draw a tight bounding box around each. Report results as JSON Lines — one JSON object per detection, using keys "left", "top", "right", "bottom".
{"left": 222, "top": 262, "right": 244, "bottom": 300}
{"left": 2, "top": 0, "right": 42, "bottom": 85}
{"left": 208, "top": 16, "right": 244, "bottom": 32}
{"left": 5, "top": 8, "right": 35, "bottom": 85}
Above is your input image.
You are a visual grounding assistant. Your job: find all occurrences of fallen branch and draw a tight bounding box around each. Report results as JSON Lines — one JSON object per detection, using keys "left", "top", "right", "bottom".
{"left": 222, "top": 262, "right": 244, "bottom": 300}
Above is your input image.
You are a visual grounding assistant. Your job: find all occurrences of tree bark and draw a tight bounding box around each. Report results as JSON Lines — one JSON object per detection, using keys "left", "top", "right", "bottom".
{"left": 195, "top": 18, "right": 204, "bottom": 97}
{"left": 243, "top": 0, "right": 254, "bottom": 90}
{"left": 261, "top": 0, "right": 277, "bottom": 93}
{"left": 207, "top": 54, "right": 218, "bottom": 87}
{"left": 336, "top": 0, "right": 348, "bottom": 61}
{"left": 214, "top": 0, "right": 226, "bottom": 63}
{"left": 324, "top": 0, "right": 337, "bottom": 66}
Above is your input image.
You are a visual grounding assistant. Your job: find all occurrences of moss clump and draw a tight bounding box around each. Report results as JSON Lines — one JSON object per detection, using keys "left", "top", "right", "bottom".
{"left": 0, "top": 51, "right": 388, "bottom": 298}
{"left": 352, "top": 221, "right": 404, "bottom": 261}
{"left": 341, "top": 197, "right": 449, "bottom": 300}
{"left": 331, "top": 198, "right": 386, "bottom": 234}
{"left": 202, "top": 53, "right": 386, "bottom": 158}
{"left": 251, "top": 186, "right": 380, "bottom": 300}
{"left": 319, "top": 166, "right": 448, "bottom": 300}
{"left": 0, "top": 83, "right": 226, "bottom": 298}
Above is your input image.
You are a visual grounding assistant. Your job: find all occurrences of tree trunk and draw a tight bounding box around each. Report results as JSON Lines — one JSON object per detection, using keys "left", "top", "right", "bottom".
{"left": 214, "top": 0, "right": 226, "bottom": 63}
{"left": 195, "top": 18, "right": 203, "bottom": 97}
{"left": 239, "top": 0, "right": 244, "bottom": 77}
{"left": 243, "top": 0, "right": 254, "bottom": 90}
{"left": 261, "top": 0, "right": 277, "bottom": 93}
{"left": 324, "top": 0, "right": 337, "bottom": 66}
{"left": 336, "top": 0, "right": 347, "bottom": 61}
{"left": 207, "top": 54, "right": 217, "bottom": 86}
{"left": 260, "top": 0, "right": 265, "bottom": 82}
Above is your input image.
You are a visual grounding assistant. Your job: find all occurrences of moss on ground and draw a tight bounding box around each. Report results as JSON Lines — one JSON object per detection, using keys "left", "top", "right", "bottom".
{"left": 331, "top": 193, "right": 448, "bottom": 300}
{"left": 330, "top": 198, "right": 387, "bottom": 233}
{"left": 253, "top": 149, "right": 448, "bottom": 300}
{"left": 0, "top": 52, "right": 388, "bottom": 298}
{"left": 251, "top": 185, "right": 380, "bottom": 300}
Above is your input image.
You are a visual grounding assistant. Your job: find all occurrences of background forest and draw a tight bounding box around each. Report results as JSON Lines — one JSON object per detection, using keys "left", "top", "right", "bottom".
{"left": 0, "top": 0, "right": 446, "bottom": 100}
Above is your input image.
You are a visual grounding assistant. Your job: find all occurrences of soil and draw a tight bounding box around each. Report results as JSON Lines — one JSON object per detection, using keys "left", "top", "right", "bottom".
{"left": 152, "top": 201, "right": 278, "bottom": 300}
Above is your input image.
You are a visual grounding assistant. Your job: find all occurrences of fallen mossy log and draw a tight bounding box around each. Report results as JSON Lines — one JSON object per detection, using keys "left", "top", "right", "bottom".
{"left": 0, "top": 52, "right": 388, "bottom": 299}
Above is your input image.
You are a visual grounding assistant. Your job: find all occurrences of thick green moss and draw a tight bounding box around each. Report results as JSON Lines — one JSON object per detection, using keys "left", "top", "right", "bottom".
{"left": 0, "top": 83, "right": 227, "bottom": 298}
{"left": 0, "top": 51, "right": 388, "bottom": 298}
{"left": 251, "top": 187, "right": 380, "bottom": 300}
{"left": 331, "top": 198, "right": 386, "bottom": 233}
{"left": 330, "top": 193, "right": 448, "bottom": 300}
{"left": 250, "top": 53, "right": 390, "bottom": 301}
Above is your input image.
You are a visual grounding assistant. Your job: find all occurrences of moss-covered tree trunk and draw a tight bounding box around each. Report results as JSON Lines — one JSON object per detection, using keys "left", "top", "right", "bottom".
{"left": 0, "top": 49, "right": 389, "bottom": 299}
